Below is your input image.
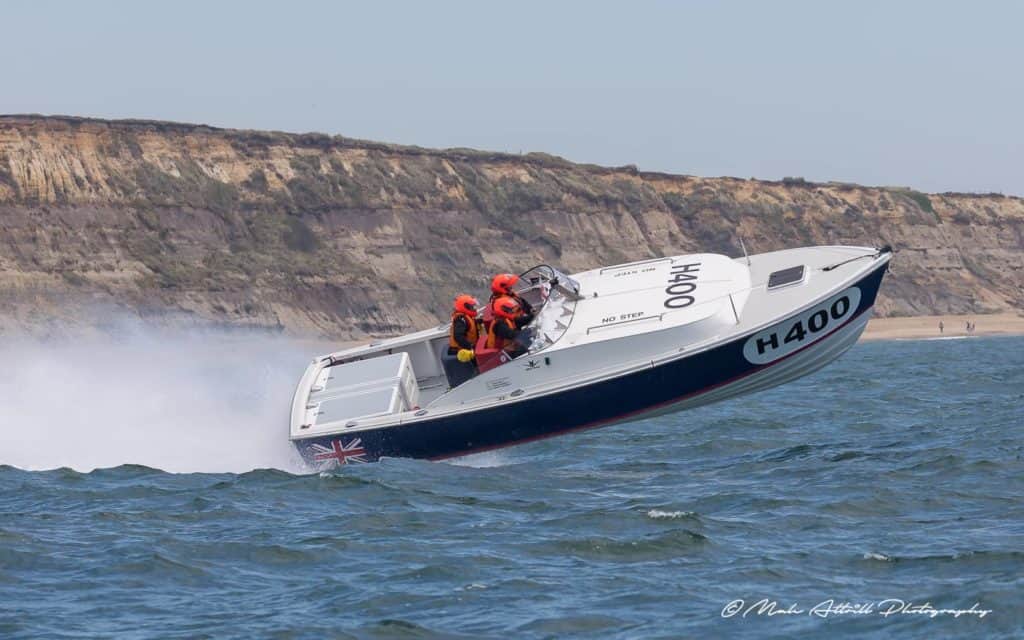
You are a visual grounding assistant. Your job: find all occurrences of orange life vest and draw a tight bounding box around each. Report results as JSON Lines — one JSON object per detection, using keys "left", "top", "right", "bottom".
{"left": 448, "top": 312, "right": 480, "bottom": 350}
{"left": 485, "top": 317, "right": 515, "bottom": 350}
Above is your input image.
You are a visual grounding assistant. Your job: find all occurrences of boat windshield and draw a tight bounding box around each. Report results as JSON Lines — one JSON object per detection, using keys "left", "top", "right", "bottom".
{"left": 511, "top": 265, "right": 582, "bottom": 354}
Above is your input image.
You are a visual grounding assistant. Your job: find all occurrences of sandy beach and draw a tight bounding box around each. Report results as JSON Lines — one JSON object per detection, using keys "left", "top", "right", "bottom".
{"left": 861, "top": 312, "right": 1024, "bottom": 341}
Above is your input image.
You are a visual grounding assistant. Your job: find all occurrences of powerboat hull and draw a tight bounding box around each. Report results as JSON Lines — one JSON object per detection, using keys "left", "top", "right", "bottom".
{"left": 291, "top": 246, "right": 890, "bottom": 467}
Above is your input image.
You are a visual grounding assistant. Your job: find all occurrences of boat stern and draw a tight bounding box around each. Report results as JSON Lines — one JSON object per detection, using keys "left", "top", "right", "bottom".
{"left": 289, "top": 356, "right": 328, "bottom": 440}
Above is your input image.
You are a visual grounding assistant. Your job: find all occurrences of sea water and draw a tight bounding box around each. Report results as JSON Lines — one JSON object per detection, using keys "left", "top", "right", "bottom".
{"left": 1, "top": 331, "right": 1021, "bottom": 638}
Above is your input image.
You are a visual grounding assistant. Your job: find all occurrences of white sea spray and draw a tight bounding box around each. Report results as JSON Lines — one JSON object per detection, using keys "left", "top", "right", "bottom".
{"left": 647, "top": 509, "right": 696, "bottom": 519}
{"left": 0, "top": 320, "right": 321, "bottom": 473}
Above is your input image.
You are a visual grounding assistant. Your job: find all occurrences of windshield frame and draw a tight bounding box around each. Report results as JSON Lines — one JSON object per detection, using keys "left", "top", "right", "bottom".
{"left": 511, "top": 264, "right": 581, "bottom": 354}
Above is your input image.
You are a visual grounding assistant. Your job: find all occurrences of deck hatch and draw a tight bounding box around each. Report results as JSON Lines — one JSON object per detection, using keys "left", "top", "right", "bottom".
{"left": 767, "top": 265, "right": 805, "bottom": 289}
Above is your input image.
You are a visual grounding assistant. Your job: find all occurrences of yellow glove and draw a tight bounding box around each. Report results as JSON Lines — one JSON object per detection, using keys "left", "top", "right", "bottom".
{"left": 457, "top": 349, "right": 475, "bottom": 363}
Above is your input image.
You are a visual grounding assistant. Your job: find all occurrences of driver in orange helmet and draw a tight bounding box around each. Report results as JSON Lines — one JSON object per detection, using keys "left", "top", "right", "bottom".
{"left": 486, "top": 295, "right": 532, "bottom": 359}
{"left": 487, "top": 273, "right": 534, "bottom": 329}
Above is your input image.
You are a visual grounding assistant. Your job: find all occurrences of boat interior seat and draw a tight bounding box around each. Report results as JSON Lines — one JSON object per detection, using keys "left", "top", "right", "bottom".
{"left": 440, "top": 351, "right": 477, "bottom": 388}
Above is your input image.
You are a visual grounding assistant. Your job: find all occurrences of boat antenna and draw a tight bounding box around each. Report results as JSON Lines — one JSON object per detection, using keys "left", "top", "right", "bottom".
{"left": 739, "top": 236, "right": 751, "bottom": 266}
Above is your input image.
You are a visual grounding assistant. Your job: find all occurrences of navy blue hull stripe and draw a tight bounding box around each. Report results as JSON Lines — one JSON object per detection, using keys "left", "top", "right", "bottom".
{"left": 431, "top": 298, "right": 872, "bottom": 461}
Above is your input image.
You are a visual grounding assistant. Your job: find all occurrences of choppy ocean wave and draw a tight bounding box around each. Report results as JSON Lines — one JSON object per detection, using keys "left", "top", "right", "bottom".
{"left": 1, "top": 334, "right": 1022, "bottom": 638}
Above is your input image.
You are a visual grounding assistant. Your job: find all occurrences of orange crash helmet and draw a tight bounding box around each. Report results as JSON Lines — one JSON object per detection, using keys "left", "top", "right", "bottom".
{"left": 490, "top": 273, "right": 519, "bottom": 296}
{"left": 492, "top": 296, "right": 521, "bottom": 319}
{"left": 453, "top": 294, "right": 479, "bottom": 315}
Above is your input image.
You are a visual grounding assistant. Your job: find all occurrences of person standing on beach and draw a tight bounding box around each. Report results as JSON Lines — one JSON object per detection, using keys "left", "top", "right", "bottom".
{"left": 939, "top": 321, "right": 944, "bottom": 334}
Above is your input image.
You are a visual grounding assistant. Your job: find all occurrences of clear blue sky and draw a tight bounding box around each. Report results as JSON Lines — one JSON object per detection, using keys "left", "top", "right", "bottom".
{"left": 4, "top": 0, "right": 1022, "bottom": 194}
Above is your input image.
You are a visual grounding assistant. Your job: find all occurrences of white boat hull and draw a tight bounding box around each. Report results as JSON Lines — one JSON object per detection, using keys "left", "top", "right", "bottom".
{"left": 290, "top": 245, "right": 892, "bottom": 466}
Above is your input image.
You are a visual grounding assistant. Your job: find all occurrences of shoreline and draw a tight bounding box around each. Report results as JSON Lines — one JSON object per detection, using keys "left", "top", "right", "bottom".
{"left": 2, "top": 313, "right": 1021, "bottom": 346}
{"left": 860, "top": 312, "right": 1024, "bottom": 342}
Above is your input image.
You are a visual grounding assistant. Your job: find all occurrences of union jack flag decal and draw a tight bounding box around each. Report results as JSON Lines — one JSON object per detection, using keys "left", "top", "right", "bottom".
{"left": 311, "top": 438, "right": 368, "bottom": 465}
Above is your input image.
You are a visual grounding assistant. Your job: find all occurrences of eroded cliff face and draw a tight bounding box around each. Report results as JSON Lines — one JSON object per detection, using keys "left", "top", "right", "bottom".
{"left": 1, "top": 115, "right": 1022, "bottom": 338}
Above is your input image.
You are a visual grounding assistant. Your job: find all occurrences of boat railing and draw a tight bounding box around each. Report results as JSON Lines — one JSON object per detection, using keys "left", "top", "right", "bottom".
{"left": 728, "top": 293, "right": 741, "bottom": 324}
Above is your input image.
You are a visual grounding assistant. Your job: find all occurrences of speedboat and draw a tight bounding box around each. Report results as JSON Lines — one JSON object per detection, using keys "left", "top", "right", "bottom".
{"left": 290, "top": 244, "right": 892, "bottom": 466}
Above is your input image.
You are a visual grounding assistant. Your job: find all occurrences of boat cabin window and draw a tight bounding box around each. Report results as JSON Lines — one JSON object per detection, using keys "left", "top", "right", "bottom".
{"left": 767, "top": 265, "right": 805, "bottom": 290}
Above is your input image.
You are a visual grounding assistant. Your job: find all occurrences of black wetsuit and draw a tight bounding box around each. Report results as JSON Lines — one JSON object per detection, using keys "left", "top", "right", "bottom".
{"left": 492, "top": 315, "right": 533, "bottom": 358}
{"left": 444, "top": 315, "right": 480, "bottom": 387}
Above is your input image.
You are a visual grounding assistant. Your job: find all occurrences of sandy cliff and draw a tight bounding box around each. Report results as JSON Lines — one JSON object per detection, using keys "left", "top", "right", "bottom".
{"left": 1, "top": 115, "right": 1022, "bottom": 338}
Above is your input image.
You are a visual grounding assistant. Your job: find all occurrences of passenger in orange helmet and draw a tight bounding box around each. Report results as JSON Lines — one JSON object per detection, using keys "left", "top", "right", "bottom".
{"left": 444, "top": 294, "right": 482, "bottom": 387}
{"left": 486, "top": 273, "right": 534, "bottom": 329}
{"left": 485, "top": 295, "right": 531, "bottom": 359}
{"left": 448, "top": 294, "right": 481, "bottom": 356}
